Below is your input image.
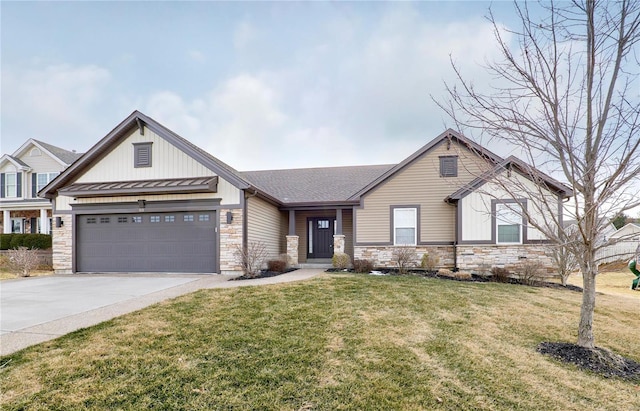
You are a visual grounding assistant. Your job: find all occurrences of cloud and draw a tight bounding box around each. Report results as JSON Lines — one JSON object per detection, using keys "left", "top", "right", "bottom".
{"left": 233, "top": 21, "right": 257, "bottom": 50}
{"left": 2, "top": 64, "right": 113, "bottom": 152}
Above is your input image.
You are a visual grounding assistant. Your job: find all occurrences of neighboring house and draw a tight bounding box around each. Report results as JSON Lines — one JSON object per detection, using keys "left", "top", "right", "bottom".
{"left": 1, "top": 140, "right": 82, "bottom": 235}
{"left": 611, "top": 222, "right": 640, "bottom": 242}
{"left": 41, "top": 111, "right": 572, "bottom": 274}
{"left": 563, "top": 219, "right": 617, "bottom": 245}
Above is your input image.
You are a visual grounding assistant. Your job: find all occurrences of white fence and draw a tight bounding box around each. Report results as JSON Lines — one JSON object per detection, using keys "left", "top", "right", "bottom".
{"left": 595, "top": 241, "right": 638, "bottom": 265}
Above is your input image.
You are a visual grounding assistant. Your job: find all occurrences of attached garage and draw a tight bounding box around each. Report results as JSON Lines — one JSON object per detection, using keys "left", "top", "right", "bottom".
{"left": 76, "top": 211, "right": 217, "bottom": 273}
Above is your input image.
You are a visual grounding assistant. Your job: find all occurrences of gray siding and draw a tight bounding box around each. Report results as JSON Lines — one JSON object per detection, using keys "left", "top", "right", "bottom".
{"left": 247, "top": 196, "right": 284, "bottom": 261}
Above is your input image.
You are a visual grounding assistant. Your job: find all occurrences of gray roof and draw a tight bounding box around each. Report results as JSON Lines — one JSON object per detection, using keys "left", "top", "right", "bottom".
{"left": 242, "top": 164, "right": 395, "bottom": 204}
{"left": 33, "top": 139, "right": 83, "bottom": 164}
{"left": 8, "top": 155, "right": 29, "bottom": 168}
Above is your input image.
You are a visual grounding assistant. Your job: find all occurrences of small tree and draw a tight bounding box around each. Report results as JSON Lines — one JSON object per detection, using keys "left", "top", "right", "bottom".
{"left": 235, "top": 241, "right": 268, "bottom": 278}
{"left": 551, "top": 244, "right": 579, "bottom": 287}
{"left": 392, "top": 246, "right": 417, "bottom": 275}
{"left": 7, "top": 247, "right": 41, "bottom": 277}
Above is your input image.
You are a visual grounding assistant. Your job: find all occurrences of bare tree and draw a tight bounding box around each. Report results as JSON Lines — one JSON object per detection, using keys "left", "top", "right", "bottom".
{"left": 235, "top": 241, "right": 268, "bottom": 278}
{"left": 438, "top": 1, "right": 640, "bottom": 348}
{"left": 7, "top": 247, "right": 41, "bottom": 277}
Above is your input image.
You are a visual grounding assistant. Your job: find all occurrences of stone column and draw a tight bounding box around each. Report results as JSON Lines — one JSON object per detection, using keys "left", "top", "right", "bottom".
{"left": 333, "top": 234, "right": 345, "bottom": 254}
{"left": 3, "top": 210, "right": 10, "bottom": 234}
{"left": 40, "top": 208, "right": 49, "bottom": 234}
{"left": 286, "top": 235, "right": 299, "bottom": 266}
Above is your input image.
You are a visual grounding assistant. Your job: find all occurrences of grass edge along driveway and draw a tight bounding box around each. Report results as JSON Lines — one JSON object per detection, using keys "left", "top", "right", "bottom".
{"left": 1, "top": 274, "right": 638, "bottom": 410}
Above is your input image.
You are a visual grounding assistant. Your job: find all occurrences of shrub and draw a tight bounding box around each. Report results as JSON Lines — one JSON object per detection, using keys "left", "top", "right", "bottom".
{"left": 421, "top": 253, "right": 440, "bottom": 271}
{"left": 6, "top": 247, "right": 40, "bottom": 277}
{"left": 392, "top": 246, "right": 417, "bottom": 275}
{"left": 490, "top": 267, "right": 511, "bottom": 283}
{"left": 437, "top": 268, "right": 455, "bottom": 278}
{"left": 353, "top": 259, "right": 374, "bottom": 273}
{"left": 332, "top": 253, "right": 351, "bottom": 269}
{"left": 267, "top": 259, "right": 287, "bottom": 273}
{"left": 0, "top": 234, "right": 11, "bottom": 250}
{"left": 518, "top": 259, "right": 545, "bottom": 286}
{"left": 278, "top": 253, "right": 292, "bottom": 268}
{"left": 235, "top": 241, "right": 268, "bottom": 278}
{"left": 0, "top": 234, "right": 51, "bottom": 250}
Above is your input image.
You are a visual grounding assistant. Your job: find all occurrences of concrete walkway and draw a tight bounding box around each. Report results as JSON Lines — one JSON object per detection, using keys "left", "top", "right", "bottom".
{"left": 0, "top": 269, "right": 323, "bottom": 356}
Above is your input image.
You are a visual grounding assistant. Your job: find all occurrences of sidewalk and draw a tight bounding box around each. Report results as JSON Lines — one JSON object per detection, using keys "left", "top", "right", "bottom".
{"left": 0, "top": 269, "right": 323, "bottom": 356}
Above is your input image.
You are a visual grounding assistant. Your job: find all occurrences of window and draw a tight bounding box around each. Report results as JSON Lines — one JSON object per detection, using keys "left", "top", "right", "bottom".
{"left": 118, "top": 216, "right": 128, "bottom": 223}
{"left": 164, "top": 215, "right": 175, "bottom": 223}
{"left": 393, "top": 208, "right": 417, "bottom": 245}
{"left": 131, "top": 216, "right": 143, "bottom": 223}
{"left": 150, "top": 216, "right": 160, "bottom": 223}
{"left": 439, "top": 156, "right": 458, "bottom": 177}
{"left": 198, "top": 214, "right": 210, "bottom": 222}
{"left": 87, "top": 217, "right": 97, "bottom": 224}
{"left": 37, "top": 172, "right": 59, "bottom": 192}
{"left": 184, "top": 215, "right": 194, "bottom": 222}
{"left": 11, "top": 219, "right": 24, "bottom": 233}
{"left": 100, "top": 217, "right": 110, "bottom": 224}
{"left": 134, "top": 143, "right": 152, "bottom": 168}
{"left": 317, "top": 220, "right": 329, "bottom": 229}
{"left": 30, "top": 148, "right": 41, "bottom": 156}
{"left": 496, "top": 203, "right": 522, "bottom": 244}
{"left": 5, "top": 173, "right": 17, "bottom": 197}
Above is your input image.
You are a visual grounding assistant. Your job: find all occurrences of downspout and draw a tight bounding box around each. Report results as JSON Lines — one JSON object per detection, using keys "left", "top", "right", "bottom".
{"left": 243, "top": 188, "right": 258, "bottom": 253}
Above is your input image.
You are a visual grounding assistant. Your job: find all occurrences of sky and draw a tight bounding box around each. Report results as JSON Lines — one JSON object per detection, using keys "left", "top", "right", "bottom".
{"left": 1, "top": 0, "right": 527, "bottom": 171}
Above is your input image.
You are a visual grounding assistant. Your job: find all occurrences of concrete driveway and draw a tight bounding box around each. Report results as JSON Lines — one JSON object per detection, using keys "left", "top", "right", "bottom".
{"left": 0, "top": 270, "right": 322, "bottom": 356}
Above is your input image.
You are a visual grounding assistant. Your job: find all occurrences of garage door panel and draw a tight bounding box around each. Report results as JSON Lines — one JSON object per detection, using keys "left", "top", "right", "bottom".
{"left": 77, "top": 211, "right": 216, "bottom": 273}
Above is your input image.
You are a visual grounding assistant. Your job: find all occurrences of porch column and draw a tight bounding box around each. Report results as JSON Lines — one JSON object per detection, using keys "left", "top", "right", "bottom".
{"left": 333, "top": 208, "right": 345, "bottom": 254}
{"left": 40, "top": 208, "right": 49, "bottom": 234}
{"left": 3, "top": 210, "right": 10, "bottom": 234}
{"left": 286, "top": 210, "right": 299, "bottom": 265}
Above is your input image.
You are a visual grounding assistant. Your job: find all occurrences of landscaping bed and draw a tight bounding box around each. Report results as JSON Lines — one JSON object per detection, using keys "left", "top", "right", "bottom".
{"left": 231, "top": 267, "right": 298, "bottom": 281}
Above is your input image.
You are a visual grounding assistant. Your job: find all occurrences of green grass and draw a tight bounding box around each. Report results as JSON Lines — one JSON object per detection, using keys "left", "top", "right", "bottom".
{"left": 1, "top": 274, "right": 638, "bottom": 410}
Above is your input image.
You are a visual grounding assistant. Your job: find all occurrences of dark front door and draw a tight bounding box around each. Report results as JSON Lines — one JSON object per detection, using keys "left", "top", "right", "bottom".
{"left": 308, "top": 217, "right": 334, "bottom": 259}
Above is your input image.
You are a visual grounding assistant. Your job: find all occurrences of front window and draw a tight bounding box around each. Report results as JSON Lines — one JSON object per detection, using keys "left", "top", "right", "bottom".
{"left": 11, "top": 218, "right": 24, "bottom": 233}
{"left": 37, "top": 172, "right": 59, "bottom": 192}
{"left": 496, "top": 203, "right": 522, "bottom": 244}
{"left": 393, "top": 208, "right": 417, "bottom": 245}
{"left": 5, "top": 173, "right": 17, "bottom": 197}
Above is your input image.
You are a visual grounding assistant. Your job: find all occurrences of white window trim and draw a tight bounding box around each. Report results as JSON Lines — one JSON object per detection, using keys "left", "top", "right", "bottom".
{"left": 393, "top": 207, "right": 417, "bottom": 246}
{"left": 495, "top": 203, "right": 523, "bottom": 244}
{"left": 5, "top": 172, "right": 17, "bottom": 198}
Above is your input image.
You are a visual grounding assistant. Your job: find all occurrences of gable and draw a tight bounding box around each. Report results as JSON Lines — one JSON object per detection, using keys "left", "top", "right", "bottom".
{"left": 75, "top": 126, "right": 213, "bottom": 183}
{"left": 15, "top": 143, "right": 66, "bottom": 172}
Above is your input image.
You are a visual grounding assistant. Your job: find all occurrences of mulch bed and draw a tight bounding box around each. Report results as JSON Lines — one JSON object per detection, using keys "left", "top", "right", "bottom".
{"left": 537, "top": 342, "right": 640, "bottom": 381}
{"left": 231, "top": 267, "right": 298, "bottom": 281}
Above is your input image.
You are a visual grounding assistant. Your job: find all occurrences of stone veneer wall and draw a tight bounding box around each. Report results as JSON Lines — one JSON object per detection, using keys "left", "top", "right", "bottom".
{"left": 456, "top": 244, "right": 555, "bottom": 274}
{"left": 52, "top": 214, "right": 73, "bottom": 274}
{"left": 354, "top": 244, "right": 555, "bottom": 274}
{"left": 354, "top": 245, "right": 455, "bottom": 269}
{"left": 219, "top": 208, "right": 243, "bottom": 273}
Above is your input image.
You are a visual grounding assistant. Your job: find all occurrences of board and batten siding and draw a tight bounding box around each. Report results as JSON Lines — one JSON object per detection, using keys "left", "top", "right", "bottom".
{"left": 247, "top": 196, "right": 284, "bottom": 261}
{"left": 356, "top": 140, "right": 489, "bottom": 244}
{"left": 70, "top": 126, "right": 240, "bottom": 205}
{"left": 459, "top": 172, "right": 553, "bottom": 242}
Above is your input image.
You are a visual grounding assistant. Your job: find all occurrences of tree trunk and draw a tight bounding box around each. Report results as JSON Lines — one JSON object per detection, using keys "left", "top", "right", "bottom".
{"left": 577, "top": 264, "right": 597, "bottom": 348}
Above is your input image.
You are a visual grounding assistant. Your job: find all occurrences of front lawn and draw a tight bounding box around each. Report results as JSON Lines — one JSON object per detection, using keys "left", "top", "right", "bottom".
{"left": 1, "top": 274, "right": 638, "bottom": 410}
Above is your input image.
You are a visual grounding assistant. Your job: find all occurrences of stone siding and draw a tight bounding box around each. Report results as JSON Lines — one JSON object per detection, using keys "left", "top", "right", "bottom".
{"left": 457, "top": 244, "right": 555, "bottom": 275}
{"left": 219, "top": 208, "right": 243, "bottom": 273}
{"left": 52, "top": 214, "right": 73, "bottom": 274}
{"left": 333, "top": 235, "right": 345, "bottom": 254}
{"left": 354, "top": 245, "right": 455, "bottom": 269}
{"left": 354, "top": 244, "right": 555, "bottom": 274}
{"left": 286, "top": 235, "right": 299, "bottom": 266}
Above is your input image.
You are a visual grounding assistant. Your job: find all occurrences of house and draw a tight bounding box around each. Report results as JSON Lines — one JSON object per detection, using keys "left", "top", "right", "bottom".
{"left": 40, "top": 111, "right": 572, "bottom": 274}
{"left": 611, "top": 222, "right": 640, "bottom": 242}
{"left": 563, "top": 219, "right": 617, "bottom": 245}
{"left": 1, "top": 140, "right": 82, "bottom": 235}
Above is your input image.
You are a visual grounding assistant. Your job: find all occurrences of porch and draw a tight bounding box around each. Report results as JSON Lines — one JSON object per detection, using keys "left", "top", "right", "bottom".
{"left": 283, "top": 207, "right": 353, "bottom": 266}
